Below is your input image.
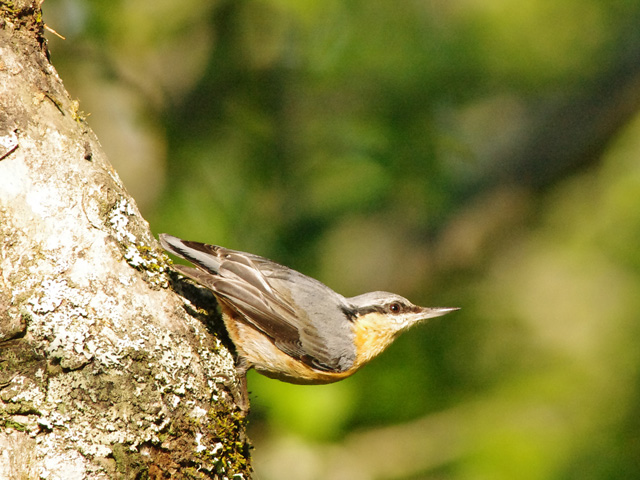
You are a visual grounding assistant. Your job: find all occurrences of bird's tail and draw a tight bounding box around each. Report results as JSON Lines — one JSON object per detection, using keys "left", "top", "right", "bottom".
{"left": 159, "top": 234, "right": 223, "bottom": 275}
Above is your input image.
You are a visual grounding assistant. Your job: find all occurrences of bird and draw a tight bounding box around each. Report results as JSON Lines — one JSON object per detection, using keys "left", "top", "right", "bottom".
{"left": 159, "top": 233, "right": 458, "bottom": 412}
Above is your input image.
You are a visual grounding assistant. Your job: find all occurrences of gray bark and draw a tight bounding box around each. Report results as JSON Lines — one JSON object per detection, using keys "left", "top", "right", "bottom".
{"left": 0, "top": 2, "right": 251, "bottom": 478}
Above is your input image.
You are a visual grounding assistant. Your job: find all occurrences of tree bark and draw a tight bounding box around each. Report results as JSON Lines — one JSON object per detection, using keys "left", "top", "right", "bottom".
{"left": 0, "top": 2, "right": 251, "bottom": 478}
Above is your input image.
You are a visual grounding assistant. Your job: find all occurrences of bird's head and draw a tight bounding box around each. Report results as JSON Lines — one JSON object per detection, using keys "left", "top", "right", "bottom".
{"left": 349, "top": 291, "right": 458, "bottom": 333}
{"left": 347, "top": 292, "right": 458, "bottom": 366}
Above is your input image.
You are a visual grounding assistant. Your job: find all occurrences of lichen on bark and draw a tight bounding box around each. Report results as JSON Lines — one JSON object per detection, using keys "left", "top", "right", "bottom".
{"left": 0, "top": 2, "right": 251, "bottom": 478}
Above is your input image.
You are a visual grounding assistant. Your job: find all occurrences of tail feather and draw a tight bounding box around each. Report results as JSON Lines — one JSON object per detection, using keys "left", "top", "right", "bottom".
{"left": 159, "top": 233, "right": 222, "bottom": 274}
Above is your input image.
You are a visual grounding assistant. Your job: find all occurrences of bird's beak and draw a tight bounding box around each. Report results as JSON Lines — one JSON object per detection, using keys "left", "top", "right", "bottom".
{"left": 418, "top": 306, "right": 460, "bottom": 320}
{"left": 397, "top": 306, "right": 458, "bottom": 332}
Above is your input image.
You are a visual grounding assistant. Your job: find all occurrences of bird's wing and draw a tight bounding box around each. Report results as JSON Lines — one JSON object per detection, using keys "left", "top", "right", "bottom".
{"left": 214, "top": 250, "right": 357, "bottom": 372}
{"left": 161, "top": 235, "right": 355, "bottom": 372}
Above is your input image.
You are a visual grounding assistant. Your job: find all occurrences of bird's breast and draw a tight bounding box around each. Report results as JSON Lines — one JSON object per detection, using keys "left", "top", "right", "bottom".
{"left": 351, "top": 312, "right": 399, "bottom": 367}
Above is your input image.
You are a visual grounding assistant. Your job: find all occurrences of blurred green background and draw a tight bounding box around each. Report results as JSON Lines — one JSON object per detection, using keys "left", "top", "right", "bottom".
{"left": 44, "top": 0, "right": 640, "bottom": 478}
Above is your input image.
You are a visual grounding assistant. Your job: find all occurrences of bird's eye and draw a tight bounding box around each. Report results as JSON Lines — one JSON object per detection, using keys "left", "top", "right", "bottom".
{"left": 389, "top": 302, "right": 401, "bottom": 313}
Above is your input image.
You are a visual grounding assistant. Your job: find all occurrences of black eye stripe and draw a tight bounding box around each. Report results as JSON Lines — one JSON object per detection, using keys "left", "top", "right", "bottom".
{"left": 355, "top": 301, "right": 412, "bottom": 316}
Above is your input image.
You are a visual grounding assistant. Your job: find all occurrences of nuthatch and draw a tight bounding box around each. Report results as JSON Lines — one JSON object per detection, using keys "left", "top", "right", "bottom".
{"left": 160, "top": 234, "right": 457, "bottom": 411}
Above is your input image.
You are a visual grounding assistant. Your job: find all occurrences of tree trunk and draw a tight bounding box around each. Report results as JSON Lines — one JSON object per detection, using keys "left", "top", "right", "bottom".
{"left": 0, "top": 2, "right": 251, "bottom": 478}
